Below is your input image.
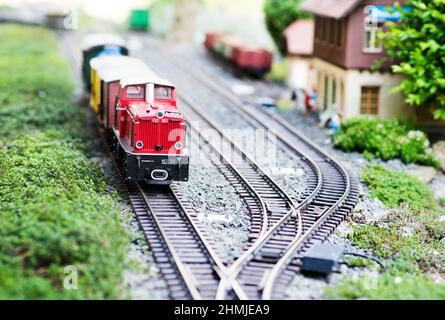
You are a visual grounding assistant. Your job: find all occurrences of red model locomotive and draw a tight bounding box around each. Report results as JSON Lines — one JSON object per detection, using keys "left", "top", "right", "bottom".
{"left": 82, "top": 34, "right": 189, "bottom": 184}
{"left": 112, "top": 77, "right": 189, "bottom": 183}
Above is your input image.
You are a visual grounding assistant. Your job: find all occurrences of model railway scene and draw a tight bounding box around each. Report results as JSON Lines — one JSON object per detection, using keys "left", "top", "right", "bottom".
{"left": 0, "top": 0, "right": 444, "bottom": 308}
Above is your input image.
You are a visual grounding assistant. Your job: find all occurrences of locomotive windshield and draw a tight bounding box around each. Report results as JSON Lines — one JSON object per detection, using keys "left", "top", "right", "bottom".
{"left": 154, "top": 85, "right": 172, "bottom": 100}
{"left": 126, "top": 85, "right": 145, "bottom": 99}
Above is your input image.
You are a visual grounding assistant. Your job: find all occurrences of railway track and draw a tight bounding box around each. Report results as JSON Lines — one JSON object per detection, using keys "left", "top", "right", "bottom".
{"left": 62, "top": 30, "right": 358, "bottom": 300}
{"left": 123, "top": 181, "right": 222, "bottom": 299}
{"left": 181, "top": 97, "right": 321, "bottom": 299}
{"left": 133, "top": 35, "right": 359, "bottom": 299}
{"left": 59, "top": 31, "right": 239, "bottom": 300}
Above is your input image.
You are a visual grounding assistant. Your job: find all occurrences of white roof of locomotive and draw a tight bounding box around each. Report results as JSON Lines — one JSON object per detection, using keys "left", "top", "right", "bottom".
{"left": 120, "top": 76, "right": 175, "bottom": 88}
{"left": 100, "top": 66, "right": 156, "bottom": 83}
{"left": 90, "top": 56, "right": 145, "bottom": 70}
{"left": 82, "top": 33, "right": 126, "bottom": 51}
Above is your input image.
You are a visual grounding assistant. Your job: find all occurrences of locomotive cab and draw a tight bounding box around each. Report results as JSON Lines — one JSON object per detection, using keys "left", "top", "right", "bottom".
{"left": 113, "top": 77, "right": 189, "bottom": 184}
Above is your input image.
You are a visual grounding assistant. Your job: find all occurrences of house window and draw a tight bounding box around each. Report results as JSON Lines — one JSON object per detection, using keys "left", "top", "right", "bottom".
{"left": 338, "top": 19, "right": 346, "bottom": 47}
{"left": 332, "top": 79, "right": 337, "bottom": 105}
{"left": 323, "top": 75, "right": 328, "bottom": 110}
{"left": 363, "top": 22, "right": 383, "bottom": 53}
{"left": 330, "top": 19, "right": 337, "bottom": 45}
{"left": 360, "top": 86, "right": 380, "bottom": 115}
{"left": 322, "top": 18, "right": 329, "bottom": 42}
{"left": 315, "top": 16, "right": 321, "bottom": 41}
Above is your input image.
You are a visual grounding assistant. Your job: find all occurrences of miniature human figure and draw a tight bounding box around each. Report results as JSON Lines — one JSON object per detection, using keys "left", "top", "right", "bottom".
{"left": 309, "top": 89, "right": 317, "bottom": 114}
{"left": 291, "top": 88, "right": 297, "bottom": 102}
{"left": 304, "top": 90, "right": 311, "bottom": 115}
{"left": 290, "top": 88, "right": 298, "bottom": 110}
{"left": 330, "top": 113, "right": 342, "bottom": 136}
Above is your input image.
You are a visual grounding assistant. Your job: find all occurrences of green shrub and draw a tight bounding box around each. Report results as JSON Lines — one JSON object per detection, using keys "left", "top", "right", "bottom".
{"left": 263, "top": 0, "right": 311, "bottom": 54}
{"left": 0, "top": 24, "right": 131, "bottom": 299}
{"left": 265, "top": 59, "right": 288, "bottom": 83}
{"left": 334, "top": 118, "right": 440, "bottom": 167}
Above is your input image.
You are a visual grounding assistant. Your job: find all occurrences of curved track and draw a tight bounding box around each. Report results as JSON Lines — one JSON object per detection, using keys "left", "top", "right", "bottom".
{"left": 133, "top": 35, "right": 359, "bottom": 299}
{"left": 62, "top": 31, "right": 358, "bottom": 300}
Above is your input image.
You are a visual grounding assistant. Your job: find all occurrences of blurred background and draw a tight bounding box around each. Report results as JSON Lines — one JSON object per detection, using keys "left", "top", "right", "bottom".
{"left": 0, "top": 0, "right": 274, "bottom": 49}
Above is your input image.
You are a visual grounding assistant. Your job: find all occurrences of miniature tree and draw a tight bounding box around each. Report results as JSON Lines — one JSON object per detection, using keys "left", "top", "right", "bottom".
{"left": 382, "top": 0, "right": 445, "bottom": 120}
{"left": 263, "top": 0, "right": 311, "bottom": 54}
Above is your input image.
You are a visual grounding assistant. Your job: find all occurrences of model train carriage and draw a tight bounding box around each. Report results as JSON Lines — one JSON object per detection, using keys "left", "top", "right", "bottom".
{"left": 90, "top": 56, "right": 148, "bottom": 114}
{"left": 204, "top": 32, "right": 224, "bottom": 50}
{"left": 233, "top": 47, "right": 273, "bottom": 76}
{"left": 81, "top": 34, "right": 129, "bottom": 91}
{"left": 114, "top": 77, "right": 189, "bottom": 183}
{"left": 99, "top": 67, "right": 154, "bottom": 129}
{"left": 204, "top": 32, "right": 273, "bottom": 77}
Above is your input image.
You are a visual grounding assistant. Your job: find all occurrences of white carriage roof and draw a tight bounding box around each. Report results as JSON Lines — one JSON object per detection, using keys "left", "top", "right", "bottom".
{"left": 90, "top": 56, "right": 145, "bottom": 70}
{"left": 100, "top": 66, "right": 156, "bottom": 83}
{"left": 82, "top": 34, "right": 126, "bottom": 50}
{"left": 120, "top": 76, "right": 175, "bottom": 88}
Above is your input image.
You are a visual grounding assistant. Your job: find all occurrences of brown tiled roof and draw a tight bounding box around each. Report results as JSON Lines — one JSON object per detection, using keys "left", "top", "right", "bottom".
{"left": 283, "top": 19, "right": 314, "bottom": 56}
{"left": 300, "top": 0, "right": 363, "bottom": 19}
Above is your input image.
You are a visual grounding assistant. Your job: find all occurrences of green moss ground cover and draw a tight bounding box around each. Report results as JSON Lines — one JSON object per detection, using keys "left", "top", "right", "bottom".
{"left": 327, "top": 165, "right": 445, "bottom": 299}
{"left": 0, "top": 24, "right": 131, "bottom": 299}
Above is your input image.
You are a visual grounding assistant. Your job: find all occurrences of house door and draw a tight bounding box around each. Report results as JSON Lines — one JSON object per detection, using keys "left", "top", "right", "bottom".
{"left": 323, "top": 75, "right": 328, "bottom": 110}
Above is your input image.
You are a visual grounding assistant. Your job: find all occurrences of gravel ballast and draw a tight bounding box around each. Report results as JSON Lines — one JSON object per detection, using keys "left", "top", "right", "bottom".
{"left": 175, "top": 138, "right": 251, "bottom": 263}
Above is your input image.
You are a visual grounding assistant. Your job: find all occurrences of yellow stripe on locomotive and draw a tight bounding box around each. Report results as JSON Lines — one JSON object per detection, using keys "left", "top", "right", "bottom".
{"left": 89, "top": 56, "right": 147, "bottom": 113}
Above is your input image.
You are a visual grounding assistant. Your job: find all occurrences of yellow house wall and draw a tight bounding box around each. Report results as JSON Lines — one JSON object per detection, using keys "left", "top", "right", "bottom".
{"left": 286, "top": 56, "right": 314, "bottom": 92}
{"left": 313, "top": 58, "right": 413, "bottom": 119}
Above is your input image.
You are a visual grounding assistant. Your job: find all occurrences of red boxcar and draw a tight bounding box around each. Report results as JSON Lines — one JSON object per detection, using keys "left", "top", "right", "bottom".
{"left": 232, "top": 46, "right": 273, "bottom": 76}
{"left": 204, "top": 32, "right": 273, "bottom": 77}
{"left": 205, "top": 32, "right": 224, "bottom": 50}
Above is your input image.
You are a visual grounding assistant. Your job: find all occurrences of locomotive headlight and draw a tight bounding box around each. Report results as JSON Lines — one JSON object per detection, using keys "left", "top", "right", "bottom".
{"left": 135, "top": 141, "right": 144, "bottom": 149}
{"left": 157, "top": 111, "right": 164, "bottom": 119}
{"left": 174, "top": 141, "right": 183, "bottom": 150}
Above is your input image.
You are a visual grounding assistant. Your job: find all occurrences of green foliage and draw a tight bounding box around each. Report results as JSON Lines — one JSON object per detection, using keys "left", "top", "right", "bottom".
{"left": 348, "top": 216, "right": 444, "bottom": 274}
{"left": 0, "top": 24, "right": 86, "bottom": 143}
{"left": 362, "top": 165, "right": 435, "bottom": 212}
{"left": 0, "top": 5, "right": 13, "bottom": 11}
{"left": 0, "top": 24, "right": 130, "bottom": 299}
{"left": 334, "top": 118, "right": 440, "bottom": 167}
{"left": 265, "top": 59, "right": 288, "bottom": 83}
{"left": 329, "top": 165, "right": 445, "bottom": 299}
{"left": 381, "top": 1, "right": 445, "bottom": 120}
{"left": 326, "top": 274, "right": 445, "bottom": 300}
{"left": 263, "top": 0, "right": 311, "bottom": 54}
{"left": 344, "top": 256, "right": 373, "bottom": 269}
{"left": 0, "top": 134, "right": 130, "bottom": 299}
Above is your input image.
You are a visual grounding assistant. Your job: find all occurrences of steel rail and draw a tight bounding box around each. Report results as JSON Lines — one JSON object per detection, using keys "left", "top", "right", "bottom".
{"left": 143, "top": 41, "right": 355, "bottom": 300}
{"left": 181, "top": 68, "right": 353, "bottom": 300}
{"left": 183, "top": 113, "right": 269, "bottom": 242}
{"left": 262, "top": 163, "right": 351, "bottom": 299}
{"left": 131, "top": 38, "right": 329, "bottom": 300}
{"left": 178, "top": 95, "right": 324, "bottom": 300}
{"left": 137, "top": 183, "right": 230, "bottom": 299}
{"left": 60, "top": 31, "right": 232, "bottom": 300}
